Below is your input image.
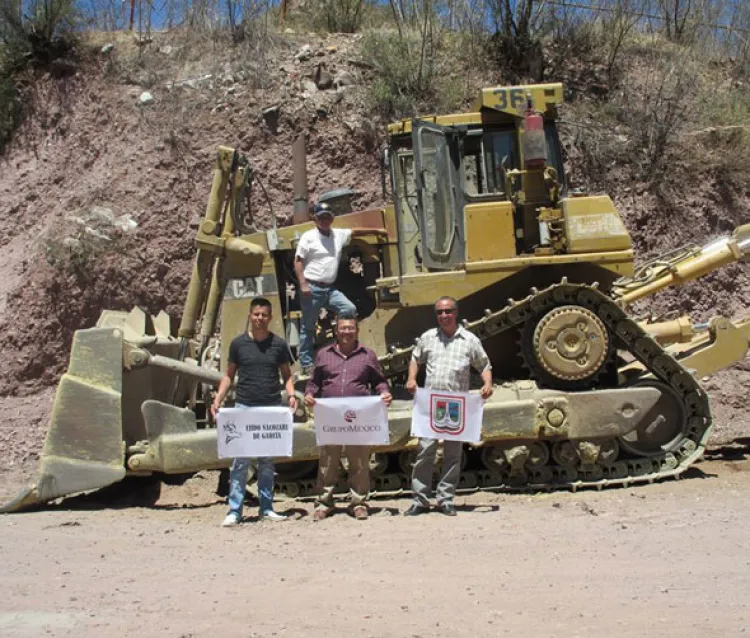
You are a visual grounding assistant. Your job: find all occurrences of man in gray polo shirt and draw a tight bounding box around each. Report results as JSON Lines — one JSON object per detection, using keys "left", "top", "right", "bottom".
{"left": 405, "top": 296, "right": 493, "bottom": 516}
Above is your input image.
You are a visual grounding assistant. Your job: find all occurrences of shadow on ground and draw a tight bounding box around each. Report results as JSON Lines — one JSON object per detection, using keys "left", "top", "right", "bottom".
{"left": 9, "top": 438, "right": 750, "bottom": 515}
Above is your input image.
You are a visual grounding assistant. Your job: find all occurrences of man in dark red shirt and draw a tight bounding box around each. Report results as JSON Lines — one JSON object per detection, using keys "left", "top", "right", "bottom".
{"left": 304, "top": 312, "right": 392, "bottom": 521}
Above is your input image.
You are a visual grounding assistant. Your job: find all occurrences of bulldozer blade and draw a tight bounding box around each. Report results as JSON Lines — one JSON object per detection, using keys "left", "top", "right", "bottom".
{"left": 1, "top": 328, "right": 126, "bottom": 513}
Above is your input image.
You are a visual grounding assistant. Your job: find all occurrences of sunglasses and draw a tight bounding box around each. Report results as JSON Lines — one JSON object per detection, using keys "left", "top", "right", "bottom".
{"left": 435, "top": 308, "right": 457, "bottom": 315}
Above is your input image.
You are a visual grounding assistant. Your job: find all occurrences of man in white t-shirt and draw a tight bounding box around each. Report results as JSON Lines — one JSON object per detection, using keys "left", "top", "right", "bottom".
{"left": 294, "top": 202, "right": 387, "bottom": 373}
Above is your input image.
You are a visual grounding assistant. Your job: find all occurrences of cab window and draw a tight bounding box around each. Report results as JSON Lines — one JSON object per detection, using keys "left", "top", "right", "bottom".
{"left": 482, "top": 128, "right": 519, "bottom": 195}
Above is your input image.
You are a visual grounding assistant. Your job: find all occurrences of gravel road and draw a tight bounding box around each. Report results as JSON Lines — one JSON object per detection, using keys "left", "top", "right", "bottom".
{"left": 2, "top": 444, "right": 749, "bottom": 637}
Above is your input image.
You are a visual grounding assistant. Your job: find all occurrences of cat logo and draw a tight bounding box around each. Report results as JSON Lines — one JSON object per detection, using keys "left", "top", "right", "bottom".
{"left": 429, "top": 394, "right": 466, "bottom": 435}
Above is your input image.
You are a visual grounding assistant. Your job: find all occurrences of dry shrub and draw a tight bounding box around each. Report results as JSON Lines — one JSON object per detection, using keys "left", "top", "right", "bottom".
{"left": 43, "top": 210, "right": 129, "bottom": 279}
{"left": 317, "top": 0, "right": 367, "bottom": 33}
{"left": 360, "top": 29, "right": 461, "bottom": 118}
{"left": 612, "top": 48, "right": 700, "bottom": 182}
{"left": 561, "top": 101, "right": 631, "bottom": 193}
{"left": 545, "top": 22, "right": 610, "bottom": 102}
{"left": 692, "top": 126, "right": 750, "bottom": 211}
{"left": 281, "top": 0, "right": 373, "bottom": 33}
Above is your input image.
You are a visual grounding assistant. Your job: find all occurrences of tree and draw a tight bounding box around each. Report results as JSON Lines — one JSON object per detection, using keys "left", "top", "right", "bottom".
{"left": 0, "top": 0, "right": 78, "bottom": 68}
{"left": 485, "top": 0, "right": 546, "bottom": 81}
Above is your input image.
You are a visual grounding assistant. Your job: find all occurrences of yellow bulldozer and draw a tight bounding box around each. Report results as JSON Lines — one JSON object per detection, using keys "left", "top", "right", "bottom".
{"left": 4, "top": 82, "right": 749, "bottom": 512}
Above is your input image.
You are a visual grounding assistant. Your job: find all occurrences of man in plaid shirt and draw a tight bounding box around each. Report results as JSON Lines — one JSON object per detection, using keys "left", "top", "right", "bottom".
{"left": 405, "top": 296, "right": 493, "bottom": 516}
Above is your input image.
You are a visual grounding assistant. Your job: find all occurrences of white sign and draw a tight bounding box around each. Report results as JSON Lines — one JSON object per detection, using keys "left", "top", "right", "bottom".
{"left": 314, "top": 396, "right": 390, "bottom": 446}
{"left": 217, "top": 406, "right": 293, "bottom": 458}
{"left": 410, "top": 388, "right": 484, "bottom": 443}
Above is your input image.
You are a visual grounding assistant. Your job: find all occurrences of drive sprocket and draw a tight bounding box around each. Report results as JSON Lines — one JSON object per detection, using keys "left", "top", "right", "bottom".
{"left": 524, "top": 304, "right": 611, "bottom": 388}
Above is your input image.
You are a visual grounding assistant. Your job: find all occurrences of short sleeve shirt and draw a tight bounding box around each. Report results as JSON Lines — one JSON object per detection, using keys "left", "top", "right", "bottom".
{"left": 412, "top": 327, "right": 491, "bottom": 392}
{"left": 295, "top": 227, "right": 352, "bottom": 284}
{"left": 228, "top": 333, "right": 293, "bottom": 406}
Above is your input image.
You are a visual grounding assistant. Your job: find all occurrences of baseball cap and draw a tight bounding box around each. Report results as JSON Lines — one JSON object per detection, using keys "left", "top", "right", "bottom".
{"left": 313, "top": 202, "right": 333, "bottom": 217}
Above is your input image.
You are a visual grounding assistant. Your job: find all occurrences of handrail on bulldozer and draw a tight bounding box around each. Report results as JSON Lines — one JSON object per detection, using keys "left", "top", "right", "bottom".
{"left": 612, "top": 224, "right": 750, "bottom": 305}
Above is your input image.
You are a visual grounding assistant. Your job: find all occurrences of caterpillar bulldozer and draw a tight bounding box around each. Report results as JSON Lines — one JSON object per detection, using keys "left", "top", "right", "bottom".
{"left": 4, "top": 82, "right": 750, "bottom": 512}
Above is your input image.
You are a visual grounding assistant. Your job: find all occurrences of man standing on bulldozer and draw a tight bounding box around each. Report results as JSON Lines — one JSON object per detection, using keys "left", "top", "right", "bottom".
{"left": 211, "top": 297, "right": 298, "bottom": 527}
{"left": 294, "top": 201, "right": 388, "bottom": 374}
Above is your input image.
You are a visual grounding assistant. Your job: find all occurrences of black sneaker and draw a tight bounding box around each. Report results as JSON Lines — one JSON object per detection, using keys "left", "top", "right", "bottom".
{"left": 403, "top": 503, "right": 430, "bottom": 516}
{"left": 438, "top": 502, "right": 457, "bottom": 516}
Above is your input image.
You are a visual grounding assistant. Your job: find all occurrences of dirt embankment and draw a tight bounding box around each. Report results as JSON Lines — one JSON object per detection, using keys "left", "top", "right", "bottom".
{"left": 0, "top": 32, "right": 385, "bottom": 399}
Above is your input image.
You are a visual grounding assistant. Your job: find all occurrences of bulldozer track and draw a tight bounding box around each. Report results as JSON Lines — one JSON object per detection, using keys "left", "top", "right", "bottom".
{"left": 279, "top": 281, "right": 711, "bottom": 498}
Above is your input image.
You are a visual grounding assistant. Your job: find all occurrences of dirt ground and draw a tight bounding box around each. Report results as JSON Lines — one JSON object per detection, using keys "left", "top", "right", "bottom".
{"left": 2, "top": 443, "right": 750, "bottom": 638}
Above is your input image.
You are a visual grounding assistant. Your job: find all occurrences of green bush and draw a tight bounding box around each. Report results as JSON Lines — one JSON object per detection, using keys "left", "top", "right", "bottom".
{"left": 0, "top": 74, "right": 22, "bottom": 153}
{"left": 361, "top": 30, "right": 461, "bottom": 118}
{"left": 694, "top": 85, "right": 750, "bottom": 128}
{"left": 295, "top": 0, "right": 367, "bottom": 34}
{"left": 549, "top": 19, "right": 603, "bottom": 58}
{"left": 0, "top": 0, "right": 78, "bottom": 151}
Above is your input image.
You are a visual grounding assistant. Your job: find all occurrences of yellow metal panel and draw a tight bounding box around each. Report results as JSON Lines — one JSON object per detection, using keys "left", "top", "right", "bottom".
{"left": 562, "top": 196, "right": 632, "bottom": 254}
{"left": 388, "top": 113, "right": 484, "bottom": 136}
{"left": 465, "top": 201, "right": 516, "bottom": 262}
{"left": 387, "top": 84, "right": 564, "bottom": 135}
{"left": 219, "top": 246, "right": 285, "bottom": 368}
{"left": 399, "top": 270, "right": 506, "bottom": 306}
{"left": 382, "top": 203, "right": 399, "bottom": 278}
{"left": 383, "top": 244, "right": 399, "bottom": 278}
{"left": 382, "top": 204, "right": 398, "bottom": 238}
{"left": 475, "top": 83, "right": 564, "bottom": 116}
{"left": 358, "top": 308, "right": 401, "bottom": 353}
{"left": 394, "top": 250, "right": 635, "bottom": 307}
{"left": 464, "top": 250, "right": 634, "bottom": 273}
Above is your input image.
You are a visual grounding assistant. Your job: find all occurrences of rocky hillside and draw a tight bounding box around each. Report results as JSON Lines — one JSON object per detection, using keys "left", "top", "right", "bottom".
{"left": 0, "top": 30, "right": 387, "bottom": 395}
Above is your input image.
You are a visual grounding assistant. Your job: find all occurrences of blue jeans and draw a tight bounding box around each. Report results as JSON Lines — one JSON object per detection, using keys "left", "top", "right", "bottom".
{"left": 298, "top": 283, "right": 356, "bottom": 368}
{"left": 227, "top": 403, "right": 276, "bottom": 517}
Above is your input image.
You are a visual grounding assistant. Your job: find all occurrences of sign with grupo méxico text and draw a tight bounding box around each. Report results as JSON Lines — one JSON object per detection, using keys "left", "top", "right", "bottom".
{"left": 411, "top": 388, "right": 484, "bottom": 443}
{"left": 314, "top": 396, "right": 389, "bottom": 446}
{"left": 216, "top": 406, "right": 293, "bottom": 458}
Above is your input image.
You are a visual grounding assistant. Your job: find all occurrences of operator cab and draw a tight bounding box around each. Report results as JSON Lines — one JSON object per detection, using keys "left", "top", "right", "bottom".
{"left": 387, "top": 83, "right": 567, "bottom": 274}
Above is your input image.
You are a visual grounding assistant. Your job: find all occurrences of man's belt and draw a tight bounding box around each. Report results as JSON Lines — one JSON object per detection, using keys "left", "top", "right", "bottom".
{"left": 307, "top": 279, "right": 333, "bottom": 288}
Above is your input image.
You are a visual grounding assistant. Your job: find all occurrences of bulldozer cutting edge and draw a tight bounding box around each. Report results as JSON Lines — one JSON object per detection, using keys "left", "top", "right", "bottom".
{"left": 4, "top": 82, "right": 749, "bottom": 512}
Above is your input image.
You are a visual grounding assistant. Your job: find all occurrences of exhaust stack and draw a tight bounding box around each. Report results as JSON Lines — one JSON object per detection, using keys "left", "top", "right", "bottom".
{"left": 292, "top": 134, "right": 309, "bottom": 225}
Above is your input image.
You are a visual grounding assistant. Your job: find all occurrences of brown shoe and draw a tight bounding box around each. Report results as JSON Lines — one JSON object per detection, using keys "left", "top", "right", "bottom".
{"left": 352, "top": 505, "right": 369, "bottom": 520}
{"left": 313, "top": 508, "right": 331, "bottom": 522}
